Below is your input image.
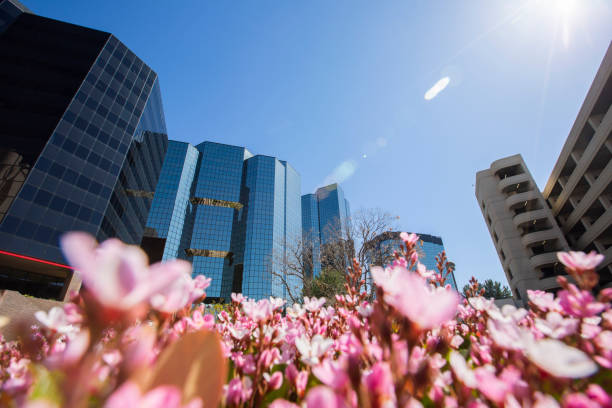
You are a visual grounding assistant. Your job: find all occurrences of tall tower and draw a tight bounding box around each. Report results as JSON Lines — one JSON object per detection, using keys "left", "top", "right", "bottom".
{"left": 0, "top": 11, "right": 168, "bottom": 300}
{"left": 145, "top": 141, "right": 302, "bottom": 302}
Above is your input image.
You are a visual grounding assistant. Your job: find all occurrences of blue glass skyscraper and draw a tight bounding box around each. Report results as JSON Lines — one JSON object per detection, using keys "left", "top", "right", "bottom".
{"left": 145, "top": 141, "right": 302, "bottom": 302}
{"left": 300, "top": 183, "right": 351, "bottom": 277}
{"left": 369, "top": 232, "right": 458, "bottom": 291}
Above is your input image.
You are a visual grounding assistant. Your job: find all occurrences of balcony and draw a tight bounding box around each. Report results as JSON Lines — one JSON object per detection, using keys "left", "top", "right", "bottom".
{"left": 506, "top": 191, "right": 540, "bottom": 210}
{"left": 521, "top": 228, "right": 560, "bottom": 248}
{"left": 499, "top": 173, "right": 530, "bottom": 194}
{"left": 490, "top": 156, "right": 523, "bottom": 176}
{"left": 530, "top": 252, "right": 559, "bottom": 269}
{"left": 513, "top": 209, "right": 549, "bottom": 229}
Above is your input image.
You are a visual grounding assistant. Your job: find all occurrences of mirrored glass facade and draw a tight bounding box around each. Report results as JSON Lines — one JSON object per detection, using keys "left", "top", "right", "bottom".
{"left": 372, "top": 232, "right": 458, "bottom": 291}
{"left": 300, "top": 183, "right": 351, "bottom": 276}
{"left": 316, "top": 183, "right": 350, "bottom": 244}
{"left": 301, "top": 194, "right": 321, "bottom": 278}
{"left": 145, "top": 142, "right": 302, "bottom": 302}
{"left": 0, "top": 12, "right": 168, "bottom": 299}
{"left": 0, "top": 0, "right": 29, "bottom": 35}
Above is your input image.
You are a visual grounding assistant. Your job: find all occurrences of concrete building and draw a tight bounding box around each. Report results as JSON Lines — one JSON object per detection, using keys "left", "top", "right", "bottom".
{"left": 476, "top": 155, "right": 570, "bottom": 303}
{"left": 542, "top": 44, "right": 612, "bottom": 287}
{"left": 476, "top": 42, "right": 612, "bottom": 303}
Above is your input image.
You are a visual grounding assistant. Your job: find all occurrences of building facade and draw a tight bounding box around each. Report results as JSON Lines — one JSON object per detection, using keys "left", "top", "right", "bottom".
{"left": 0, "top": 9, "right": 168, "bottom": 300}
{"left": 300, "top": 183, "right": 351, "bottom": 278}
{"left": 367, "top": 231, "right": 458, "bottom": 291}
{"left": 144, "top": 141, "right": 302, "bottom": 302}
{"left": 476, "top": 42, "right": 612, "bottom": 303}
{"left": 476, "top": 155, "right": 569, "bottom": 303}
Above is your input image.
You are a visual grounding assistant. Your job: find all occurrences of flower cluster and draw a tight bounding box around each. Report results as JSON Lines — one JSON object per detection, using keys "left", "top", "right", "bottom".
{"left": 0, "top": 231, "right": 611, "bottom": 407}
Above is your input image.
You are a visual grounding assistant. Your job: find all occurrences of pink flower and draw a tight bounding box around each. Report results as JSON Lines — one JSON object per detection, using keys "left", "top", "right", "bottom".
{"left": 269, "top": 400, "right": 300, "bottom": 408}
{"left": 61, "top": 232, "right": 189, "bottom": 317}
{"left": 562, "top": 393, "right": 600, "bottom": 408}
{"left": 34, "top": 307, "right": 75, "bottom": 334}
{"left": 533, "top": 392, "right": 560, "bottom": 408}
{"left": 558, "top": 284, "right": 606, "bottom": 318}
{"left": 231, "top": 293, "right": 245, "bottom": 303}
{"left": 263, "top": 371, "right": 283, "bottom": 390}
{"left": 187, "top": 275, "right": 211, "bottom": 303}
{"left": 242, "top": 299, "right": 274, "bottom": 322}
{"left": 63, "top": 303, "right": 84, "bottom": 324}
{"left": 313, "top": 359, "right": 350, "bottom": 391}
{"left": 449, "top": 351, "right": 477, "bottom": 388}
{"left": 150, "top": 271, "right": 197, "bottom": 313}
{"left": 400, "top": 232, "right": 419, "bottom": 245}
{"left": 473, "top": 367, "right": 511, "bottom": 404}
{"left": 363, "top": 362, "right": 396, "bottom": 407}
{"left": 225, "top": 377, "right": 252, "bottom": 406}
{"left": 45, "top": 330, "right": 89, "bottom": 368}
{"left": 527, "top": 290, "right": 562, "bottom": 312}
{"left": 585, "top": 384, "right": 610, "bottom": 406}
{"left": 2, "top": 358, "right": 32, "bottom": 394}
{"left": 306, "top": 386, "right": 345, "bottom": 408}
{"left": 295, "top": 335, "right": 333, "bottom": 365}
{"left": 187, "top": 310, "right": 215, "bottom": 331}
{"left": 372, "top": 266, "right": 458, "bottom": 329}
{"left": 104, "top": 381, "right": 201, "bottom": 408}
{"left": 534, "top": 312, "right": 579, "bottom": 339}
{"left": 121, "top": 325, "right": 156, "bottom": 370}
{"left": 557, "top": 251, "right": 604, "bottom": 271}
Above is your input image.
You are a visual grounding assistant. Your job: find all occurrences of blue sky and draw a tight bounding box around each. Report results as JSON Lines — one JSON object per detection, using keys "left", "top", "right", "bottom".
{"left": 27, "top": 0, "right": 612, "bottom": 289}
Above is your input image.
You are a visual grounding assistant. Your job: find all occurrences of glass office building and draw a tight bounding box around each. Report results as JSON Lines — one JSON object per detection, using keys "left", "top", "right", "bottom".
{"left": 301, "top": 194, "right": 321, "bottom": 278}
{"left": 0, "top": 10, "right": 168, "bottom": 300}
{"left": 368, "top": 231, "right": 458, "bottom": 291}
{"left": 300, "top": 183, "right": 351, "bottom": 277}
{"left": 144, "top": 142, "right": 302, "bottom": 302}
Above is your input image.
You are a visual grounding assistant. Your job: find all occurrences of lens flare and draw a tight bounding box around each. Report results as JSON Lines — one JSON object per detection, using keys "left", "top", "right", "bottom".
{"left": 424, "top": 77, "right": 450, "bottom": 101}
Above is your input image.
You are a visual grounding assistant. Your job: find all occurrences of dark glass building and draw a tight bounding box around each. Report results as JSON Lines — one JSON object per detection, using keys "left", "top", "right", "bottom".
{"left": 144, "top": 141, "right": 302, "bottom": 302}
{"left": 0, "top": 9, "right": 168, "bottom": 300}
{"left": 300, "top": 183, "right": 351, "bottom": 277}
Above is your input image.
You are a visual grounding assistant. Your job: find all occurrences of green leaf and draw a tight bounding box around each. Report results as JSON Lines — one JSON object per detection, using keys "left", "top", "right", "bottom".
{"left": 28, "top": 364, "right": 63, "bottom": 406}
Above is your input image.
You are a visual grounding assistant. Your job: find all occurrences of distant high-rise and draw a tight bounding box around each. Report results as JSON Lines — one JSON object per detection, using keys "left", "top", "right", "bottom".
{"left": 144, "top": 141, "right": 302, "bottom": 302}
{"left": 300, "top": 183, "right": 351, "bottom": 277}
{"left": 367, "top": 231, "right": 458, "bottom": 291}
{"left": 476, "top": 42, "right": 612, "bottom": 303}
{"left": 316, "top": 183, "right": 351, "bottom": 244}
{"left": 0, "top": 8, "right": 168, "bottom": 300}
{"left": 301, "top": 194, "right": 321, "bottom": 278}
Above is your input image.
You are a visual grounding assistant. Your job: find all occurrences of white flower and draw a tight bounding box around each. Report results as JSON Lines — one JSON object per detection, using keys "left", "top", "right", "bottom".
{"left": 34, "top": 307, "right": 75, "bottom": 334}
{"left": 487, "top": 304, "right": 528, "bottom": 324}
{"left": 535, "top": 312, "right": 579, "bottom": 339}
{"left": 287, "top": 304, "right": 306, "bottom": 319}
{"left": 303, "top": 297, "right": 326, "bottom": 312}
{"left": 357, "top": 303, "right": 373, "bottom": 317}
{"left": 449, "top": 351, "right": 477, "bottom": 388}
{"left": 295, "top": 334, "right": 333, "bottom": 366}
{"left": 525, "top": 339, "right": 598, "bottom": 378}
{"left": 269, "top": 297, "right": 286, "bottom": 310}
{"left": 229, "top": 325, "right": 250, "bottom": 340}
{"left": 468, "top": 296, "right": 495, "bottom": 312}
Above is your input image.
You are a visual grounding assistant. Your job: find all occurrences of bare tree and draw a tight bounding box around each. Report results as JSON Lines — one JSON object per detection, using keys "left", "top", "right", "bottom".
{"left": 270, "top": 208, "right": 398, "bottom": 302}
{"left": 268, "top": 235, "right": 315, "bottom": 304}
